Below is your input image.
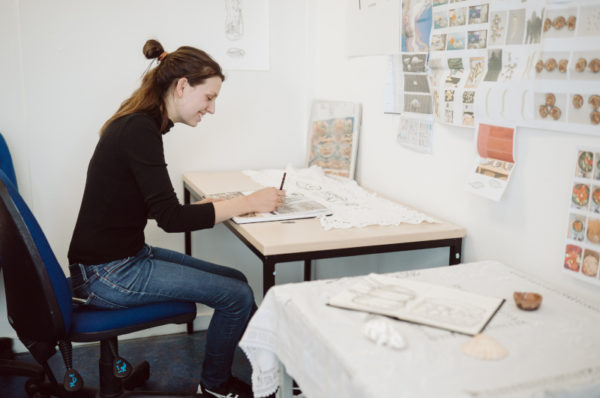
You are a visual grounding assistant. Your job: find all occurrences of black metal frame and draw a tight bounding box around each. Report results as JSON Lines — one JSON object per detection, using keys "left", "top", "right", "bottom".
{"left": 184, "top": 183, "right": 462, "bottom": 296}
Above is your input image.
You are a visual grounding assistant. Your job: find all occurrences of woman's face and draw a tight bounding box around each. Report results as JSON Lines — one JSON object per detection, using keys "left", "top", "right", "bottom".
{"left": 172, "top": 76, "right": 222, "bottom": 127}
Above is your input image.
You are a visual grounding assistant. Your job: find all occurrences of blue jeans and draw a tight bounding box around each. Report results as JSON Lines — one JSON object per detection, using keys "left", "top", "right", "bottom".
{"left": 69, "top": 245, "right": 256, "bottom": 388}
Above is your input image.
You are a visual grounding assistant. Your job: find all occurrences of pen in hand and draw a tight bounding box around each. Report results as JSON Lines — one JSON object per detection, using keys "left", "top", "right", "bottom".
{"left": 279, "top": 172, "right": 287, "bottom": 190}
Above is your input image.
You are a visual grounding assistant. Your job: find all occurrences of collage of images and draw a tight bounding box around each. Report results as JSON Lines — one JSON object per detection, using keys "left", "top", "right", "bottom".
{"left": 564, "top": 149, "right": 600, "bottom": 284}
{"left": 432, "top": 1, "right": 490, "bottom": 51}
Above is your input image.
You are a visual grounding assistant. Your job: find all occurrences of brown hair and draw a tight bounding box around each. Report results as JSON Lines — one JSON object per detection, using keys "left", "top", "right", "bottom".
{"left": 100, "top": 39, "right": 225, "bottom": 134}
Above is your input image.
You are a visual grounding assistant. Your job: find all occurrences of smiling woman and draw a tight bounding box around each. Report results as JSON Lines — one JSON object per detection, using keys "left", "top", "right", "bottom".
{"left": 67, "top": 39, "right": 284, "bottom": 398}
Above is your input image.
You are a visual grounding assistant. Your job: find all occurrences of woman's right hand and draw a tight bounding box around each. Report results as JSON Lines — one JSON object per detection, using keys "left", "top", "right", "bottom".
{"left": 245, "top": 187, "right": 285, "bottom": 213}
{"left": 211, "top": 187, "right": 286, "bottom": 224}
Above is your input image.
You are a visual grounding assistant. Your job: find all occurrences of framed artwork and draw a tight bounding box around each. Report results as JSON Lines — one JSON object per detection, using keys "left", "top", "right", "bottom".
{"left": 306, "top": 101, "right": 362, "bottom": 179}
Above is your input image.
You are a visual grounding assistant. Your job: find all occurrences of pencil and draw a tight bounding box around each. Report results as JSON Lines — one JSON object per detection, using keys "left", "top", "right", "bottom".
{"left": 279, "top": 172, "right": 287, "bottom": 190}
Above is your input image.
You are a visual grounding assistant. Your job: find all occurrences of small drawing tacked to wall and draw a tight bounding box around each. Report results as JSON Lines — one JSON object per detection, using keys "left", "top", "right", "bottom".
{"left": 307, "top": 101, "right": 362, "bottom": 180}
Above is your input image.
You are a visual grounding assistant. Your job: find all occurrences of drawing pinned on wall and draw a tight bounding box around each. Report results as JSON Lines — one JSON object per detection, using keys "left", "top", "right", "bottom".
{"left": 562, "top": 147, "right": 600, "bottom": 287}
{"left": 307, "top": 101, "right": 362, "bottom": 179}
{"left": 465, "top": 123, "right": 516, "bottom": 202}
{"left": 225, "top": 0, "right": 244, "bottom": 40}
{"left": 397, "top": 114, "right": 434, "bottom": 153}
{"left": 402, "top": 0, "right": 433, "bottom": 52}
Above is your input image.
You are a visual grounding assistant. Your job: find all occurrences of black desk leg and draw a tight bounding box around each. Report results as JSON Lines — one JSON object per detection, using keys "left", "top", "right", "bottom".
{"left": 184, "top": 188, "right": 191, "bottom": 257}
{"left": 449, "top": 238, "right": 462, "bottom": 265}
{"left": 303, "top": 259, "right": 312, "bottom": 281}
{"left": 263, "top": 259, "right": 276, "bottom": 297}
{"left": 183, "top": 186, "right": 194, "bottom": 333}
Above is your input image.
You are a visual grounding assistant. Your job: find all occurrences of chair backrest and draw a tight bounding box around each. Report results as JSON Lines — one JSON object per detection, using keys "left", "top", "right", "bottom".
{"left": 0, "top": 133, "right": 18, "bottom": 190}
{"left": 0, "top": 170, "right": 72, "bottom": 343}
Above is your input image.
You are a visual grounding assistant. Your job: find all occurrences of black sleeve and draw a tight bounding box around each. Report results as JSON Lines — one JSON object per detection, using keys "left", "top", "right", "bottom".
{"left": 118, "top": 117, "right": 215, "bottom": 232}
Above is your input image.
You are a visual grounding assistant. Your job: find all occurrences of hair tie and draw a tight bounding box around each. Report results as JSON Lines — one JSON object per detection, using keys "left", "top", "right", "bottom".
{"left": 158, "top": 51, "right": 168, "bottom": 61}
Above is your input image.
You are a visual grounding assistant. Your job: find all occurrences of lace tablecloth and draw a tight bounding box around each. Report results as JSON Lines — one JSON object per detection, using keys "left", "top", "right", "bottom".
{"left": 243, "top": 167, "right": 438, "bottom": 230}
{"left": 240, "top": 261, "right": 600, "bottom": 398}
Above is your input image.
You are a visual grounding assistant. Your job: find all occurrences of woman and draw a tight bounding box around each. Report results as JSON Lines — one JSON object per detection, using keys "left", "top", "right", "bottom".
{"left": 68, "top": 39, "right": 283, "bottom": 398}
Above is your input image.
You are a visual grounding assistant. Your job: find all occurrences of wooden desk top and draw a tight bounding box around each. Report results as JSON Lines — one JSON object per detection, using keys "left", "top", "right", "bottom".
{"left": 183, "top": 171, "right": 466, "bottom": 256}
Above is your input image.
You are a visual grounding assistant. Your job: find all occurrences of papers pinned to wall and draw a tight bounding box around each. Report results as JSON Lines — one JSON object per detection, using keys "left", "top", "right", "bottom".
{"left": 397, "top": 114, "right": 434, "bottom": 153}
{"left": 562, "top": 147, "right": 600, "bottom": 286}
{"left": 465, "top": 123, "right": 516, "bottom": 201}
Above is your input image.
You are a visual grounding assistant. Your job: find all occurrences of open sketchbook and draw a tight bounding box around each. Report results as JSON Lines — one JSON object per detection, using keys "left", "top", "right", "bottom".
{"left": 328, "top": 273, "right": 505, "bottom": 335}
{"left": 206, "top": 191, "right": 332, "bottom": 224}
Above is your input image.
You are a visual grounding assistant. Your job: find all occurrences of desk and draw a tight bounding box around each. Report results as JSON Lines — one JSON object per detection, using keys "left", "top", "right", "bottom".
{"left": 183, "top": 171, "right": 466, "bottom": 295}
{"left": 239, "top": 261, "right": 600, "bottom": 398}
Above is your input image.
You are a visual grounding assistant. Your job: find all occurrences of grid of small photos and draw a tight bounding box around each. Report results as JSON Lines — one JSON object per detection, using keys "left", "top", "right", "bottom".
{"left": 564, "top": 148, "right": 600, "bottom": 285}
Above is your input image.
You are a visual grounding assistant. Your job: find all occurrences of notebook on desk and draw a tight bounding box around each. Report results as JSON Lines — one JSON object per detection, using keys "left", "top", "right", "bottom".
{"left": 206, "top": 191, "right": 332, "bottom": 224}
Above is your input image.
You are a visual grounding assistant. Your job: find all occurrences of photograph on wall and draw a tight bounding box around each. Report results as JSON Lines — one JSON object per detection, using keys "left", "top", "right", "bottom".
{"left": 522, "top": 0, "right": 600, "bottom": 135}
{"left": 562, "top": 147, "right": 600, "bottom": 286}
{"left": 402, "top": 0, "right": 434, "bottom": 52}
{"left": 465, "top": 123, "right": 516, "bottom": 201}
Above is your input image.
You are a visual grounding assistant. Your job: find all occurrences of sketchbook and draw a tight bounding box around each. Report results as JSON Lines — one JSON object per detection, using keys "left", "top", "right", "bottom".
{"left": 327, "top": 273, "right": 505, "bottom": 335}
{"left": 207, "top": 191, "right": 332, "bottom": 224}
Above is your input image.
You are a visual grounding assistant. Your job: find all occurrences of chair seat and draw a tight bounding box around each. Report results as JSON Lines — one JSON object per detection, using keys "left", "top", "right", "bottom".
{"left": 70, "top": 302, "right": 197, "bottom": 342}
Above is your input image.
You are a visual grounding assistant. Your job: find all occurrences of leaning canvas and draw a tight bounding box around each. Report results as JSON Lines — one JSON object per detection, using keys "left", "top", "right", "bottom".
{"left": 306, "top": 101, "right": 362, "bottom": 179}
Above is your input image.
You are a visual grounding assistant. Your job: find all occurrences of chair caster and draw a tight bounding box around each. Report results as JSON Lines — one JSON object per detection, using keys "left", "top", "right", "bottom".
{"left": 123, "top": 360, "right": 151, "bottom": 390}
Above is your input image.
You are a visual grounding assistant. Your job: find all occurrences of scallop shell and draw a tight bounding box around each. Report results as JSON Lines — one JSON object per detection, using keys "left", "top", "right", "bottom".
{"left": 462, "top": 334, "right": 508, "bottom": 360}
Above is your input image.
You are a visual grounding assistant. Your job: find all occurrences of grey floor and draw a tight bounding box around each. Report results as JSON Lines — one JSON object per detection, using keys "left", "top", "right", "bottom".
{"left": 0, "top": 331, "right": 252, "bottom": 397}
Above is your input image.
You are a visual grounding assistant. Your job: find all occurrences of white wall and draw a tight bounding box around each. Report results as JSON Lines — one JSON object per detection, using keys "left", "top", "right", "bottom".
{"left": 1, "top": 0, "right": 598, "bottom": 353}
{"left": 310, "top": 0, "right": 600, "bottom": 305}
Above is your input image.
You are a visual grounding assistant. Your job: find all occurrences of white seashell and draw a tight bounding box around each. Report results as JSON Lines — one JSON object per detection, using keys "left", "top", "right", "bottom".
{"left": 462, "top": 333, "right": 508, "bottom": 360}
{"left": 362, "top": 316, "right": 407, "bottom": 350}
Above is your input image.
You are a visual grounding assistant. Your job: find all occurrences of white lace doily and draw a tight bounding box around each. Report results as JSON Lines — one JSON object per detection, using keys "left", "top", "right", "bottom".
{"left": 243, "top": 166, "right": 438, "bottom": 230}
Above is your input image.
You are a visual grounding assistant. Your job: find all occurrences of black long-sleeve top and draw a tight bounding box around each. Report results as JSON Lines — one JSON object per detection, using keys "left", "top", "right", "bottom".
{"left": 68, "top": 112, "right": 215, "bottom": 265}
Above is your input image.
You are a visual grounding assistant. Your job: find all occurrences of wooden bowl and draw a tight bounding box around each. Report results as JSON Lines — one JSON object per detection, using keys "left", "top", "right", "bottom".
{"left": 513, "top": 292, "right": 543, "bottom": 311}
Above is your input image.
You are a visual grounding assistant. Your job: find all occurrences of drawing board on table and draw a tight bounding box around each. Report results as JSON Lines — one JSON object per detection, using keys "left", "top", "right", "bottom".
{"left": 465, "top": 123, "right": 516, "bottom": 202}
{"left": 327, "top": 273, "right": 505, "bottom": 336}
{"left": 562, "top": 147, "right": 600, "bottom": 287}
{"left": 307, "top": 101, "right": 362, "bottom": 179}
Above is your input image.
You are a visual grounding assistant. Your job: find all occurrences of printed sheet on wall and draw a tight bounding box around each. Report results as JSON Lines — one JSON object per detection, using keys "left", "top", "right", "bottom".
{"left": 563, "top": 148, "right": 600, "bottom": 287}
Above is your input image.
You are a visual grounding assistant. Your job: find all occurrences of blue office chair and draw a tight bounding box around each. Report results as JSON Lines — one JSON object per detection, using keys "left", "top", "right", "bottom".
{"left": 0, "top": 169, "right": 199, "bottom": 397}
{"left": 0, "top": 133, "right": 48, "bottom": 392}
{"left": 0, "top": 133, "right": 17, "bottom": 190}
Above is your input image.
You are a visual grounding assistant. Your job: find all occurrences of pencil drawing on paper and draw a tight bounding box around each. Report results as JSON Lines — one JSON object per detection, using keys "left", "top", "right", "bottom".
{"left": 225, "top": 0, "right": 244, "bottom": 40}
{"left": 225, "top": 0, "right": 245, "bottom": 59}
{"left": 328, "top": 273, "right": 504, "bottom": 335}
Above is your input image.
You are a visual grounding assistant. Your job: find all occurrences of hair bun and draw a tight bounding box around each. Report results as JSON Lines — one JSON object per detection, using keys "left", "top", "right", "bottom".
{"left": 143, "top": 39, "right": 164, "bottom": 60}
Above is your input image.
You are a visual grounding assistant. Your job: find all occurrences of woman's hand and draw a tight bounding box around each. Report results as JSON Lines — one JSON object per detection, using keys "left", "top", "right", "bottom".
{"left": 211, "top": 188, "right": 286, "bottom": 224}
{"left": 245, "top": 187, "right": 285, "bottom": 213}
{"left": 194, "top": 197, "right": 220, "bottom": 205}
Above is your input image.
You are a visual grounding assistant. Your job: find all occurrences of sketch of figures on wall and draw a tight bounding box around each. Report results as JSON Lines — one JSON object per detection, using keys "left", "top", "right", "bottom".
{"left": 225, "top": 0, "right": 244, "bottom": 40}
{"left": 225, "top": 0, "right": 246, "bottom": 58}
